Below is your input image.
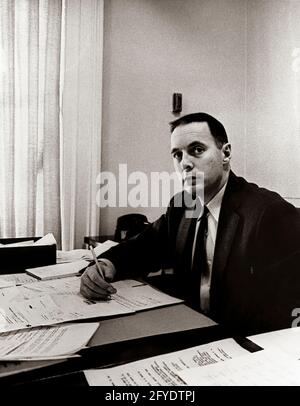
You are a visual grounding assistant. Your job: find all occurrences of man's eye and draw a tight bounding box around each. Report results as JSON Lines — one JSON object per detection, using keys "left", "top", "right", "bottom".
{"left": 193, "top": 146, "right": 204, "bottom": 154}
{"left": 173, "top": 151, "right": 182, "bottom": 160}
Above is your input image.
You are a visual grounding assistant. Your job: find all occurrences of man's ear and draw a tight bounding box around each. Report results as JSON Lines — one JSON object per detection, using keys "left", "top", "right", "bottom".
{"left": 222, "top": 143, "right": 232, "bottom": 163}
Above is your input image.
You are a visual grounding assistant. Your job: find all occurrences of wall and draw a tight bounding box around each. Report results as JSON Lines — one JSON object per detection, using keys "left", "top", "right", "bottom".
{"left": 100, "top": 0, "right": 247, "bottom": 235}
{"left": 245, "top": 0, "right": 300, "bottom": 207}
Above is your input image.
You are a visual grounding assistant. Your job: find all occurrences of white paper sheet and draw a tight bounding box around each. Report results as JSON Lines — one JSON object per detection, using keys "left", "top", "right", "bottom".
{"left": 0, "top": 280, "right": 15, "bottom": 289}
{"left": 33, "top": 233, "right": 57, "bottom": 246}
{"left": 0, "top": 273, "right": 36, "bottom": 289}
{"left": 56, "top": 241, "right": 118, "bottom": 264}
{"left": 84, "top": 338, "right": 249, "bottom": 386}
{"left": 248, "top": 327, "right": 300, "bottom": 358}
{"left": 0, "top": 322, "right": 99, "bottom": 360}
{"left": 94, "top": 240, "right": 119, "bottom": 257}
{"left": 26, "top": 260, "right": 89, "bottom": 280}
{"left": 0, "top": 278, "right": 182, "bottom": 332}
{"left": 111, "top": 283, "right": 183, "bottom": 311}
{"left": 178, "top": 349, "right": 300, "bottom": 386}
{"left": 57, "top": 249, "right": 93, "bottom": 263}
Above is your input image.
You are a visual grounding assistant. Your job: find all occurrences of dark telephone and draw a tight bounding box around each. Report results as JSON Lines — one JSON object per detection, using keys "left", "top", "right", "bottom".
{"left": 114, "top": 214, "right": 149, "bottom": 242}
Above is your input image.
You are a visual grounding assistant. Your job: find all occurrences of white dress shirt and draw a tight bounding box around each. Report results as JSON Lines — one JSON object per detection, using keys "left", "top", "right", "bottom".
{"left": 191, "top": 181, "right": 228, "bottom": 314}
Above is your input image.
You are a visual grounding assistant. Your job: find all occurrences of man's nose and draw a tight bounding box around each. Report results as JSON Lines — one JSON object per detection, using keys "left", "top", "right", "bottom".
{"left": 181, "top": 152, "right": 194, "bottom": 171}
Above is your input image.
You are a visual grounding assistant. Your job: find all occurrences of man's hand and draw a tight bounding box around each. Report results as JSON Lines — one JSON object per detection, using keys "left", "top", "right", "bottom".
{"left": 80, "top": 261, "right": 117, "bottom": 300}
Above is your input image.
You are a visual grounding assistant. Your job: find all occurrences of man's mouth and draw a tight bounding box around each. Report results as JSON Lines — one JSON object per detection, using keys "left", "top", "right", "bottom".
{"left": 183, "top": 174, "right": 201, "bottom": 184}
{"left": 185, "top": 177, "right": 197, "bottom": 186}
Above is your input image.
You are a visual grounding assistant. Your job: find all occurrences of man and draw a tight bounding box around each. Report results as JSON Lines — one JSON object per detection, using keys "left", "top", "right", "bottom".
{"left": 80, "top": 112, "right": 300, "bottom": 335}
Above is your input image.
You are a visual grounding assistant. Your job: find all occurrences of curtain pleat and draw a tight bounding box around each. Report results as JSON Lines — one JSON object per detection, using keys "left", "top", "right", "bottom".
{"left": 61, "top": 0, "right": 103, "bottom": 250}
{"left": 0, "top": 0, "right": 103, "bottom": 250}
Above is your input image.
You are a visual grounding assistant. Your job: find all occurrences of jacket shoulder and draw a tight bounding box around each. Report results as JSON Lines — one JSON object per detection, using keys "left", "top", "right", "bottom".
{"left": 231, "top": 173, "right": 296, "bottom": 214}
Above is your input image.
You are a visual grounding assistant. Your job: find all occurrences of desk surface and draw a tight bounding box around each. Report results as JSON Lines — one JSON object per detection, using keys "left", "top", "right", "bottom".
{"left": 1, "top": 304, "right": 225, "bottom": 385}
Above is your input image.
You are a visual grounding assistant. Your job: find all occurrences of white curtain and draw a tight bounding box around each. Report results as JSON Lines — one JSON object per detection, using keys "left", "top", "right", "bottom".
{"left": 60, "top": 0, "right": 103, "bottom": 250}
{"left": 0, "top": 0, "right": 103, "bottom": 249}
{"left": 0, "top": 0, "right": 62, "bottom": 243}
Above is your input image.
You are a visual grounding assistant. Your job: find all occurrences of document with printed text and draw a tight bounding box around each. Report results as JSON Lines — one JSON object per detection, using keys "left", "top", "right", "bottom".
{"left": 0, "top": 273, "right": 41, "bottom": 289}
{"left": 84, "top": 338, "right": 249, "bottom": 386}
{"left": 178, "top": 348, "right": 300, "bottom": 386}
{"left": 0, "top": 322, "right": 99, "bottom": 360}
{"left": 0, "top": 278, "right": 183, "bottom": 333}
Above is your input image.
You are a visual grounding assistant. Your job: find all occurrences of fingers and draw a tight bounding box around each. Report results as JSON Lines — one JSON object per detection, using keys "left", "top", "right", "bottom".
{"left": 101, "top": 260, "right": 117, "bottom": 282}
{"left": 80, "top": 265, "right": 117, "bottom": 300}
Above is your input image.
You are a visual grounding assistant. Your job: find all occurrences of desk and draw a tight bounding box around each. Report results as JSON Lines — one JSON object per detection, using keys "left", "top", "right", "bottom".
{"left": 1, "top": 304, "right": 228, "bottom": 386}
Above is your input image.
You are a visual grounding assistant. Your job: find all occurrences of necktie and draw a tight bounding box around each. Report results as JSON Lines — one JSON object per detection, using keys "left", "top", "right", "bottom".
{"left": 190, "top": 206, "right": 209, "bottom": 311}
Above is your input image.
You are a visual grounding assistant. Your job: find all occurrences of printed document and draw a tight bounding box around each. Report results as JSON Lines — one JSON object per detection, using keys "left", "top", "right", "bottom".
{"left": 84, "top": 338, "right": 248, "bottom": 386}
{"left": 178, "top": 348, "right": 300, "bottom": 386}
{"left": 0, "top": 322, "right": 99, "bottom": 360}
{"left": 0, "top": 278, "right": 182, "bottom": 333}
{"left": 0, "top": 273, "right": 38, "bottom": 289}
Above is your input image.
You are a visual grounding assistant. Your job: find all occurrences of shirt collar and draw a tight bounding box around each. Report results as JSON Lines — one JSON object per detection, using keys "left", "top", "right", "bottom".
{"left": 205, "top": 180, "right": 228, "bottom": 222}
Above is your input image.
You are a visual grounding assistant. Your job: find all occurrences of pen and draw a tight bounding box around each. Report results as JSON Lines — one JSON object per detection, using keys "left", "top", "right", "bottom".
{"left": 89, "top": 245, "right": 105, "bottom": 279}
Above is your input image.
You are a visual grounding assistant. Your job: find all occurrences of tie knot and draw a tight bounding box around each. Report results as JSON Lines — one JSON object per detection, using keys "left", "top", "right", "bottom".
{"left": 199, "top": 205, "right": 209, "bottom": 220}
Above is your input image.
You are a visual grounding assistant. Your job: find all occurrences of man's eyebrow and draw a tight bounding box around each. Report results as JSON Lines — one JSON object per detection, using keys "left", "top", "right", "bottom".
{"left": 171, "top": 141, "right": 206, "bottom": 154}
{"left": 187, "top": 141, "right": 206, "bottom": 149}
{"left": 171, "top": 147, "right": 179, "bottom": 155}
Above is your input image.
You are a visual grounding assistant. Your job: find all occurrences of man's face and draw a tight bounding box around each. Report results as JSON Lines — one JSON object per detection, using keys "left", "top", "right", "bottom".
{"left": 171, "top": 121, "right": 231, "bottom": 203}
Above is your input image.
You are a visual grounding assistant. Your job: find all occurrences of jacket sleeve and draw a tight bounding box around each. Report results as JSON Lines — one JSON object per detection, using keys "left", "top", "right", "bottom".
{"left": 253, "top": 200, "right": 300, "bottom": 330}
{"left": 99, "top": 200, "right": 177, "bottom": 280}
{"left": 254, "top": 200, "right": 300, "bottom": 270}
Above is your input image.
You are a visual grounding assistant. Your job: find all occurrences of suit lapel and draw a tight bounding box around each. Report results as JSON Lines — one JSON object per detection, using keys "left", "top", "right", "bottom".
{"left": 175, "top": 213, "right": 195, "bottom": 269}
{"left": 212, "top": 207, "right": 240, "bottom": 280}
{"left": 210, "top": 172, "right": 241, "bottom": 317}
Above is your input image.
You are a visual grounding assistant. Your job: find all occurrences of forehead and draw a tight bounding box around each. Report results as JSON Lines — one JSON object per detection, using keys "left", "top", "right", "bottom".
{"left": 171, "top": 121, "right": 214, "bottom": 149}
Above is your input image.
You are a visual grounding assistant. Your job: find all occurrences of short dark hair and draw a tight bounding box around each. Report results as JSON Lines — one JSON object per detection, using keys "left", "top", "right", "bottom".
{"left": 169, "top": 112, "right": 228, "bottom": 147}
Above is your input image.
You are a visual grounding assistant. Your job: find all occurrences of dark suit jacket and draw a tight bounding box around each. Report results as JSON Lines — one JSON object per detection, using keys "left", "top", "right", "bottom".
{"left": 102, "top": 171, "right": 300, "bottom": 335}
